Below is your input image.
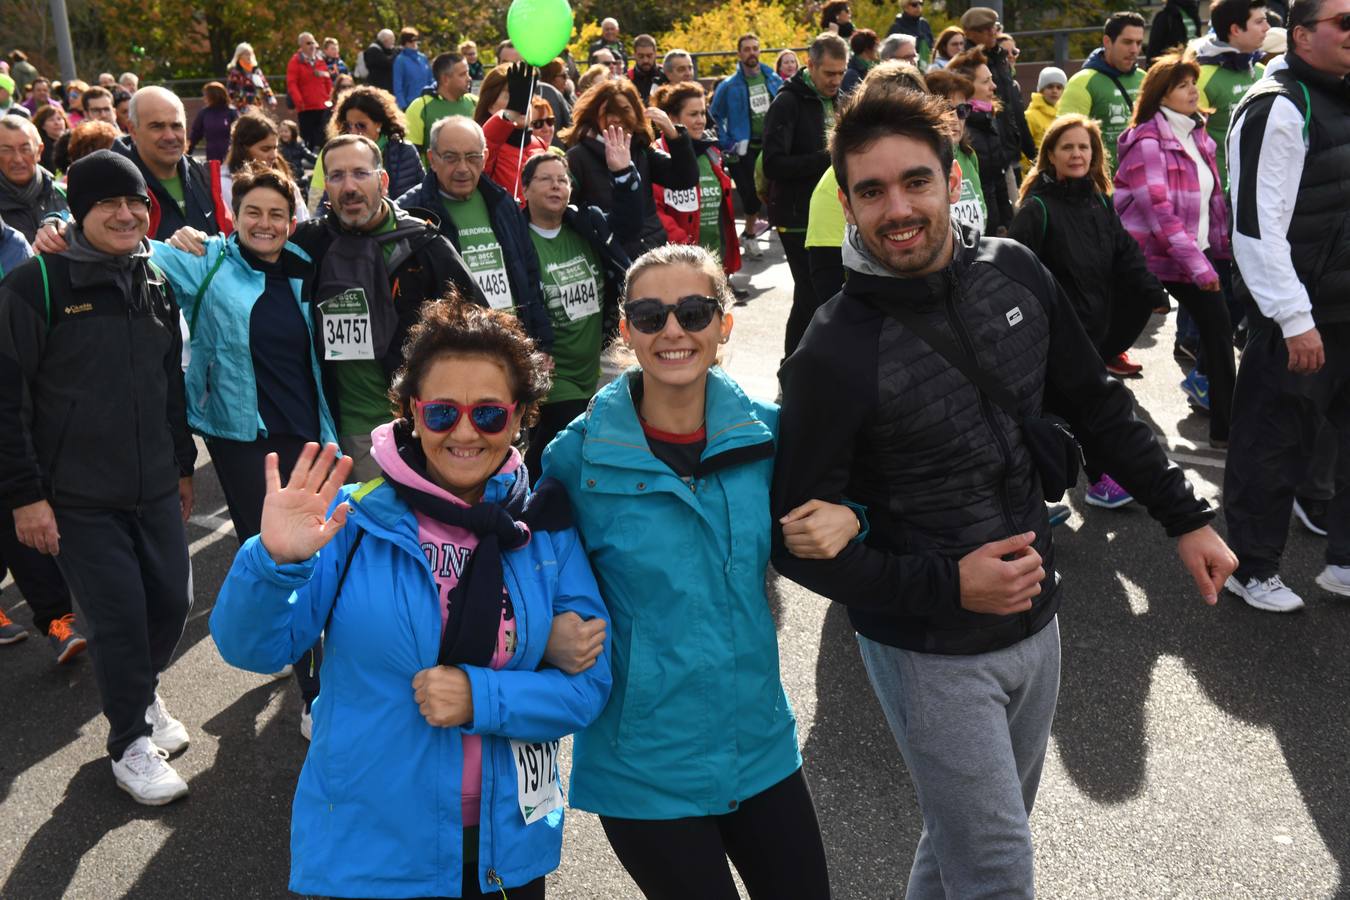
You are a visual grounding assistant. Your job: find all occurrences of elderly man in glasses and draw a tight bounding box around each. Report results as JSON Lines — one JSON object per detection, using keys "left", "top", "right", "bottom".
{"left": 0, "top": 115, "right": 68, "bottom": 241}
{"left": 0, "top": 149, "right": 197, "bottom": 805}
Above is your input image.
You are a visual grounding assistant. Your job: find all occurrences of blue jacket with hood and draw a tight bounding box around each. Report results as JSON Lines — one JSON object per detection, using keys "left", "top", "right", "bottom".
{"left": 210, "top": 455, "right": 612, "bottom": 897}
{"left": 709, "top": 64, "right": 783, "bottom": 153}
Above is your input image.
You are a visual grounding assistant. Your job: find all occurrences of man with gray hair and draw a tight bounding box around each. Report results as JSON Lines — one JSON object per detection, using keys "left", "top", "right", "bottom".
{"left": 879, "top": 32, "right": 920, "bottom": 65}
{"left": 116, "top": 86, "right": 220, "bottom": 239}
{"left": 396, "top": 116, "right": 551, "bottom": 346}
{"left": 588, "top": 17, "right": 628, "bottom": 67}
{"left": 0, "top": 115, "right": 68, "bottom": 240}
{"left": 118, "top": 72, "right": 139, "bottom": 92}
{"left": 662, "top": 49, "right": 696, "bottom": 84}
{"left": 361, "top": 29, "right": 398, "bottom": 92}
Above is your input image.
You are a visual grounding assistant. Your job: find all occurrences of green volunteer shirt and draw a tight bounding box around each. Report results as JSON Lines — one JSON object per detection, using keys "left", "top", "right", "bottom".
{"left": 332, "top": 209, "right": 399, "bottom": 437}
{"left": 406, "top": 93, "right": 480, "bottom": 148}
{"left": 1198, "top": 62, "right": 1263, "bottom": 191}
{"left": 1058, "top": 66, "right": 1145, "bottom": 173}
{"left": 441, "top": 190, "right": 514, "bottom": 312}
{"left": 697, "top": 154, "right": 723, "bottom": 256}
{"left": 529, "top": 222, "right": 604, "bottom": 404}
{"left": 805, "top": 167, "right": 845, "bottom": 249}
{"left": 746, "top": 69, "right": 771, "bottom": 140}
{"left": 953, "top": 144, "right": 987, "bottom": 235}
{"left": 160, "top": 174, "right": 186, "bottom": 214}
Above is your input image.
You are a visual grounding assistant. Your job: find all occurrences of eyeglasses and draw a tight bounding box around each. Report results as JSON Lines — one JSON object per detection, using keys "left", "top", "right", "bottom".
{"left": 432, "top": 150, "right": 485, "bottom": 166}
{"left": 91, "top": 196, "right": 152, "bottom": 214}
{"left": 623, "top": 295, "right": 721, "bottom": 334}
{"left": 0, "top": 144, "right": 37, "bottom": 158}
{"left": 1309, "top": 12, "right": 1350, "bottom": 31}
{"left": 530, "top": 117, "right": 556, "bottom": 130}
{"left": 1005, "top": 46, "right": 1021, "bottom": 58}
{"left": 415, "top": 398, "right": 518, "bottom": 435}
{"left": 326, "top": 168, "right": 381, "bottom": 183}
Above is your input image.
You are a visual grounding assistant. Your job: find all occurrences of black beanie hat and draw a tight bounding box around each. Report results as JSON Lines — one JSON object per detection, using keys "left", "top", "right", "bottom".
{"left": 65, "top": 149, "right": 151, "bottom": 223}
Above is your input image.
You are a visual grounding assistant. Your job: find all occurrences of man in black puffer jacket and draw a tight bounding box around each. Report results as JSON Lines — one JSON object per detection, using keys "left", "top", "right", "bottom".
{"left": 762, "top": 31, "right": 849, "bottom": 357}
{"left": 772, "top": 83, "right": 1235, "bottom": 898}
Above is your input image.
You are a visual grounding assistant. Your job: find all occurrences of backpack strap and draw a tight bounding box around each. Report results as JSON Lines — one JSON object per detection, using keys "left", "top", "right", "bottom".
{"left": 1032, "top": 195, "right": 1048, "bottom": 240}
{"left": 188, "top": 242, "right": 229, "bottom": 333}
{"left": 37, "top": 255, "right": 50, "bottom": 328}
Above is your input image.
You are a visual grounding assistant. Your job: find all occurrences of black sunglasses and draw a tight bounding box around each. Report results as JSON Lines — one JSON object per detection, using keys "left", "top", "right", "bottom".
{"left": 530, "top": 117, "right": 556, "bottom": 129}
{"left": 1310, "top": 12, "right": 1350, "bottom": 32}
{"left": 624, "top": 295, "right": 721, "bottom": 334}
{"left": 954, "top": 102, "right": 972, "bottom": 120}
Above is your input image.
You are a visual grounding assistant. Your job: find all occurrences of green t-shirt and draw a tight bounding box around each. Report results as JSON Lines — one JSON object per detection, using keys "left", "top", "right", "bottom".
{"left": 746, "top": 69, "right": 772, "bottom": 140}
{"left": 441, "top": 190, "right": 514, "bottom": 312}
{"left": 802, "top": 70, "right": 837, "bottom": 136}
{"left": 331, "top": 210, "right": 399, "bottom": 437}
{"left": 160, "top": 174, "right": 186, "bottom": 214}
{"left": 805, "top": 167, "right": 845, "bottom": 249}
{"left": 697, "top": 155, "right": 723, "bottom": 256}
{"left": 530, "top": 222, "right": 604, "bottom": 404}
{"left": 406, "top": 93, "right": 480, "bottom": 148}
{"left": 1198, "top": 62, "right": 1263, "bottom": 191}
{"left": 952, "top": 144, "right": 987, "bottom": 235}
{"left": 1058, "top": 66, "right": 1145, "bottom": 173}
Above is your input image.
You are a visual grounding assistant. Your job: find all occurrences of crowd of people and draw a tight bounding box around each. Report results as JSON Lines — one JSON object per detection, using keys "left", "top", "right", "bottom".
{"left": 0, "top": 0, "right": 1346, "bottom": 896}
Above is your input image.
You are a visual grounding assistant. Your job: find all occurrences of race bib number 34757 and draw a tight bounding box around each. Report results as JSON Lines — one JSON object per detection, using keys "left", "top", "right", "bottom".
{"left": 510, "top": 738, "right": 564, "bottom": 825}
{"left": 318, "top": 288, "right": 375, "bottom": 360}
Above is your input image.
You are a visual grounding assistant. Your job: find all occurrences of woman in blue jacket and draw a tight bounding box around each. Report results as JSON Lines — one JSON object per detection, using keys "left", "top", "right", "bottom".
{"left": 543, "top": 244, "right": 855, "bottom": 899}
{"left": 211, "top": 299, "right": 611, "bottom": 899}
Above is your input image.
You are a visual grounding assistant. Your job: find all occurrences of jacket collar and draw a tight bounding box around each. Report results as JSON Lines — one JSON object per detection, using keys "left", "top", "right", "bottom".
{"left": 580, "top": 367, "right": 774, "bottom": 482}
{"left": 1286, "top": 50, "right": 1350, "bottom": 100}
{"left": 1083, "top": 47, "right": 1136, "bottom": 79}
{"left": 843, "top": 222, "right": 980, "bottom": 310}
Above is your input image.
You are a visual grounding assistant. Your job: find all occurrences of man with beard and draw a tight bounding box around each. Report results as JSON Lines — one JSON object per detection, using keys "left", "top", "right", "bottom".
{"left": 167, "top": 135, "right": 483, "bottom": 480}
{"left": 626, "top": 35, "right": 667, "bottom": 103}
{"left": 771, "top": 82, "right": 1235, "bottom": 895}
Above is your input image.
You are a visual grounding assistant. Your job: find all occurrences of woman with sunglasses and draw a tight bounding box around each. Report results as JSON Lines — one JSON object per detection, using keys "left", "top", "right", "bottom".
{"left": 481, "top": 63, "right": 552, "bottom": 194}
{"left": 308, "top": 86, "right": 423, "bottom": 204}
{"left": 211, "top": 298, "right": 611, "bottom": 900}
{"left": 543, "top": 244, "right": 857, "bottom": 899}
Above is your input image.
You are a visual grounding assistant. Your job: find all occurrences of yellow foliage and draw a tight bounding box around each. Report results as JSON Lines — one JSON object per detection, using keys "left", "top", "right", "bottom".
{"left": 656, "top": 0, "right": 814, "bottom": 77}
{"left": 570, "top": 21, "right": 605, "bottom": 66}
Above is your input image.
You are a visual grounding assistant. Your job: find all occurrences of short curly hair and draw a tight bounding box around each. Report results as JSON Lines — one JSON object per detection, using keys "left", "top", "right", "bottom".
{"left": 389, "top": 297, "right": 552, "bottom": 434}
{"left": 327, "top": 85, "right": 407, "bottom": 143}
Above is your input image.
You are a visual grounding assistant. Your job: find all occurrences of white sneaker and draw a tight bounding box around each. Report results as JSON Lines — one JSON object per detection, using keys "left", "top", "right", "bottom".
{"left": 270, "top": 665, "right": 294, "bottom": 680}
{"left": 113, "top": 736, "right": 189, "bottom": 806}
{"left": 145, "top": 693, "right": 190, "bottom": 753}
{"left": 1225, "top": 574, "right": 1305, "bottom": 613}
{"left": 300, "top": 705, "right": 312, "bottom": 741}
{"left": 1315, "top": 565, "right": 1350, "bottom": 597}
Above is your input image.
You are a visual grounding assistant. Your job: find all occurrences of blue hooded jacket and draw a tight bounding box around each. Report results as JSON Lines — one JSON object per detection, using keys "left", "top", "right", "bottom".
{"left": 393, "top": 47, "right": 433, "bottom": 109}
{"left": 709, "top": 64, "right": 783, "bottom": 152}
{"left": 210, "top": 465, "right": 612, "bottom": 897}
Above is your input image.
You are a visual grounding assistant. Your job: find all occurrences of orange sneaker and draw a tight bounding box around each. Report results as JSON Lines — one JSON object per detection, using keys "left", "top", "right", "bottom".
{"left": 48, "top": 613, "right": 87, "bottom": 664}
{"left": 0, "top": 608, "right": 28, "bottom": 644}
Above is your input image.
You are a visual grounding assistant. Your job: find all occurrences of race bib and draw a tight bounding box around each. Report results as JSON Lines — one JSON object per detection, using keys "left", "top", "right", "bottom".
{"left": 318, "top": 288, "right": 374, "bottom": 360}
{"left": 548, "top": 259, "right": 602, "bottom": 322}
{"left": 464, "top": 244, "right": 513, "bottom": 310}
{"left": 748, "top": 84, "right": 771, "bottom": 115}
{"left": 510, "top": 738, "right": 563, "bottom": 825}
{"left": 664, "top": 185, "right": 699, "bottom": 214}
{"left": 954, "top": 178, "right": 986, "bottom": 234}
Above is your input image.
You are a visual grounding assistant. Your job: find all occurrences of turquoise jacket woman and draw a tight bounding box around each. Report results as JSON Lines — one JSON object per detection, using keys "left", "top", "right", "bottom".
{"left": 543, "top": 367, "right": 801, "bottom": 819}
{"left": 151, "top": 233, "right": 338, "bottom": 445}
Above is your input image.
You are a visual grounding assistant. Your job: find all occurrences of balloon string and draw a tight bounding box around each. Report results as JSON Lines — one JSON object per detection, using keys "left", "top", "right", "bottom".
{"left": 512, "top": 70, "right": 538, "bottom": 205}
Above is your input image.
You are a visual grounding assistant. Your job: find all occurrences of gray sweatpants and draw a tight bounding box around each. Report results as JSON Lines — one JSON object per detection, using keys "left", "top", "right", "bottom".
{"left": 858, "top": 616, "right": 1061, "bottom": 900}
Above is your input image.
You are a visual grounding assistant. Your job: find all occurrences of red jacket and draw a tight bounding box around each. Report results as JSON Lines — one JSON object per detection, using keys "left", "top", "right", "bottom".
{"left": 286, "top": 52, "right": 333, "bottom": 113}
{"left": 652, "top": 139, "right": 741, "bottom": 274}
{"left": 483, "top": 114, "right": 549, "bottom": 201}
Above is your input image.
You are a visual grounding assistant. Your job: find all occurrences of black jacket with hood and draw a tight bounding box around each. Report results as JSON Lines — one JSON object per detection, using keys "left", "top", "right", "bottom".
{"left": 1148, "top": 0, "right": 1203, "bottom": 63}
{"left": 771, "top": 224, "right": 1213, "bottom": 655}
{"left": 761, "top": 72, "right": 833, "bottom": 230}
{"left": 112, "top": 136, "right": 220, "bottom": 240}
{"left": 0, "top": 233, "right": 195, "bottom": 511}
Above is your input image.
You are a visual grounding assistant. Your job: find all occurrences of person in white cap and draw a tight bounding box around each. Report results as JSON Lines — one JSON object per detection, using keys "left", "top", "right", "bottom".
{"left": 1024, "top": 66, "right": 1066, "bottom": 158}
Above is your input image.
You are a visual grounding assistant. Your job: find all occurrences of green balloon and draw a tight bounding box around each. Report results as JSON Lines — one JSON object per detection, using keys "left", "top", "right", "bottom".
{"left": 506, "top": 0, "right": 574, "bottom": 67}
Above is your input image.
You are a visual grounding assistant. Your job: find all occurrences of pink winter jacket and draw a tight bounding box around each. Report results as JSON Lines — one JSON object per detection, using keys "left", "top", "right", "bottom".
{"left": 1113, "top": 110, "right": 1231, "bottom": 286}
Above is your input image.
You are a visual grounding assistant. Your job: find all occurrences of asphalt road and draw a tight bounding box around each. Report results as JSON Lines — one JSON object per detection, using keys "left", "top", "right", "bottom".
{"left": 1, "top": 233, "right": 1347, "bottom": 900}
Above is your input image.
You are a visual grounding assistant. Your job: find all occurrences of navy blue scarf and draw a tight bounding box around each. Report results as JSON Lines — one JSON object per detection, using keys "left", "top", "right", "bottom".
{"left": 384, "top": 422, "right": 573, "bottom": 667}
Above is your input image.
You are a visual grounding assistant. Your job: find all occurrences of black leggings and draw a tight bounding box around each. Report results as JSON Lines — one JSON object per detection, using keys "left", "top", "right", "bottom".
{"left": 1163, "top": 280, "right": 1236, "bottom": 442}
{"left": 599, "top": 768, "right": 831, "bottom": 900}
{"left": 349, "top": 826, "right": 545, "bottom": 899}
{"left": 779, "top": 231, "right": 821, "bottom": 359}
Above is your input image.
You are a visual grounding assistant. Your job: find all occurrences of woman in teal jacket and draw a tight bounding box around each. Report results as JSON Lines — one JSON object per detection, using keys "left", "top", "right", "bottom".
{"left": 543, "top": 244, "right": 856, "bottom": 899}
{"left": 211, "top": 300, "right": 611, "bottom": 899}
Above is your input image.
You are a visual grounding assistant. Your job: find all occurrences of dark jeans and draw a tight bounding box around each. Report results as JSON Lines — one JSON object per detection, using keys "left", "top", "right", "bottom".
{"left": 1224, "top": 320, "right": 1350, "bottom": 580}
{"left": 1163, "top": 280, "right": 1236, "bottom": 442}
{"left": 807, "top": 245, "right": 845, "bottom": 310}
{"left": 52, "top": 492, "right": 190, "bottom": 760}
{"left": 727, "top": 142, "right": 762, "bottom": 218}
{"left": 599, "top": 768, "right": 830, "bottom": 900}
{"left": 207, "top": 434, "right": 321, "bottom": 705}
{"left": 778, "top": 230, "right": 820, "bottom": 359}
{"left": 524, "top": 399, "right": 589, "bottom": 486}
{"left": 298, "top": 109, "right": 330, "bottom": 151}
{"left": 0, "top": 506, "right": 74, "bottom": 633}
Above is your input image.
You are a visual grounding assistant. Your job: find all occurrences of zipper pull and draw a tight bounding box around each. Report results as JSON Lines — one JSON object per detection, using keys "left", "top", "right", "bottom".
{"left": 488, "top": 868, "right": 507, "bottom": 899}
